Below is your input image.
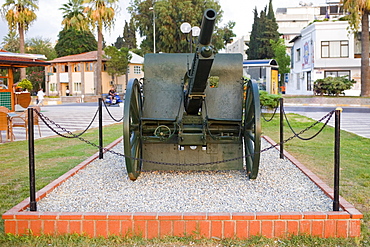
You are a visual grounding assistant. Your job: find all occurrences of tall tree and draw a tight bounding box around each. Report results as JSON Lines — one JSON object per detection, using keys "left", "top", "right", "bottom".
{"left": 55, "top": 27, "right": 97, "bottom": 57}
{"left": 113, "top": 35, "right": 124, "bottom": 49}
{"left": 26, "top": 36, "right": 57, "bottom": 60}
{"left": 103, "top": 46, "right": 132, "bottom": 86}
{"left": 342, "top": 0, "right": 370, "bottom": 97}
{"left": 1, "top": 0, "right": 39, "bottom": 79}
{"left": 1, "top": 30, "right": 19, "bottom": 52}
{"left": 60, "top": 0, "right": 89, "bottom": 30}
{"left": 246, "top": 7, "right": 261, "bottom": 59}
{"left": 122, "top": 19, "right": 137, "bottom": 49}
{"left": 83, "top": 0, "right": 119, "bottom": 96}
{"left": 128, "top": 0, "right": 229, "bottom": 53}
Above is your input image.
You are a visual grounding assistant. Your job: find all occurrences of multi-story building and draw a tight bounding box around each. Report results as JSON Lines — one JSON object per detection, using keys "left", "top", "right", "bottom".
{"left": 46, "top": 51, "right": 144, "bottom": 96}
{"left": 288, "top": 20, "right": 361, "bottom": 96}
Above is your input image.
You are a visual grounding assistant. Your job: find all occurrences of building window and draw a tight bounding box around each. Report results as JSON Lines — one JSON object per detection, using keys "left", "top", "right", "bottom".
{"left": 102, "top": 62, "right": 107, "bottom": 71}
{"left": 321, "top": 40, "right": 349, "bottom": 58}
{"left": 116, "top": 84, "right": 123, "bottom": 93}
{"left": 73, "top": 63, "right": 80, "bottom": 72}
{"left": 74, "top": 82, "right": 82, "bottom": 92}
{"left": 324, "top": 70, "right": 350, "bottom": 78}
{"left": 295, "top": 48, "right": 301, "bottom": 62}
{"left": 306, "top": 71, "right": 312, "bottom": 91}
{"left": 85, "top": 62, "right": 94, "bottom": 71}
{"left": 50, "top": 83, "right": 57, "bottom": 92}
{"left": 60, "top": 64, "right": 68, "bottom": 73}
{"left": 134, "top": 65, "right": 141, "bottom": 74}
{"left": 127, "top": 66, "right": 130, "bottom": 74}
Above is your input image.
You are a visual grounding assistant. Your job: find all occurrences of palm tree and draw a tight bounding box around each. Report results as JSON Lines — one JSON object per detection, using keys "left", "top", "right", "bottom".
{"left": 83, "top": 0, "right": 119, "bottom": 95}
{"left": 60, "top": 0, "right": 88, "bottom": 30}
{"left": 341, "top": 0, "right": 370, "bottom": 97}
{"left": 1, "top": 0, "right": 39, "bottom": 79}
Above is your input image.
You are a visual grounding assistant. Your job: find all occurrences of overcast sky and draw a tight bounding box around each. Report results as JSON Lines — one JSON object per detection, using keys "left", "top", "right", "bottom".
{"left": 0, "top": 0, "right": 326, "bottom": 49}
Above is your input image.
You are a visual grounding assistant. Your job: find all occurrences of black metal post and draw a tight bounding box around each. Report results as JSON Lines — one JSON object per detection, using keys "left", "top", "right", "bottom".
{"left": 333, "top": 108, "right": 342, "bottom": 211}
{"left": 28, "top": 108, "right": 37, "bottom": 211}
{"left": 99, "top": 98, "right": 103, "bottom": 159}
{"left": 279, "top": 98, "right": 284, "bottom": 159}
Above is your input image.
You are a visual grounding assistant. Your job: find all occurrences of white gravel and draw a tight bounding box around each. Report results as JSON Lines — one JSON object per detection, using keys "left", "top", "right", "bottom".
{"left": 36, "top": 139, "right": 333, "bottom": 212}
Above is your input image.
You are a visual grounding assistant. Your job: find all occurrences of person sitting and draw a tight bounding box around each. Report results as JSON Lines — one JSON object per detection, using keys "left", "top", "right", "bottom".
{"left": 108, "top": 87, "right": 116, "bottom": 102}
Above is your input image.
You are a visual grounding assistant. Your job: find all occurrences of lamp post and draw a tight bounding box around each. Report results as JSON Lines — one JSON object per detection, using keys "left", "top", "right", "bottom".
{"left": 180, "top": 22, "right": 200, "bottom": 53}
{"left": 149, "top": 6, "right": 156, "bottom": 53}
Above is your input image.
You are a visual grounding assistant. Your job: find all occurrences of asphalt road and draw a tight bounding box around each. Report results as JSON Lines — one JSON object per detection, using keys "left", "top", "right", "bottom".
{"left": 2, "top": 103, "right": 369, "bottom": 143}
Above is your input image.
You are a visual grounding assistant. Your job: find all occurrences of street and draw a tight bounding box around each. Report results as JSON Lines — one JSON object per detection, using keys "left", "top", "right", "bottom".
{"left": 2, "top": 103, "right": 369, "bottom": 143}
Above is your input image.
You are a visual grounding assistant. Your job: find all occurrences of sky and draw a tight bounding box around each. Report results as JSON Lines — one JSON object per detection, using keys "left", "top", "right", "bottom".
{"left": 0, "top": 0, "right": 327, "bottom": 49}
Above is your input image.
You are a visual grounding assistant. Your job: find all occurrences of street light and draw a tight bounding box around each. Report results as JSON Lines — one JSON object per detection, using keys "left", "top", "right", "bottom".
{"left": 180, "top": 22, "right": 200, "bottom": 53}
{"left": 149, "top": 6, "right": 156, "bottom": 53}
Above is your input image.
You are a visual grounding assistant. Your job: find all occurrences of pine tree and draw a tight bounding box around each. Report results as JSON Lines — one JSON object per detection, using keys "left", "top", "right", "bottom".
{"left": 114, "top": 36, "right": 124, "bottom": 49}
{"left": 246, "top": 8, "right": 261, "bottom": 60}
{"left": 246, "top": 0, "right": 280, "bottom": 60}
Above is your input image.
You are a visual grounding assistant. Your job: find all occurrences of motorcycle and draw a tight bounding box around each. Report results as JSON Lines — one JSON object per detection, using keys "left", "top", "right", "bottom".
{"left": 105, "top": 93, "right": 123, "bottom": 106}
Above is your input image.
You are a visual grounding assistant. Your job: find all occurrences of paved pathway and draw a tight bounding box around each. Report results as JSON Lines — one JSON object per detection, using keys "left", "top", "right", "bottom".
{"left": 1, "top": 103, "right": 124, "bottom": 143}
{"left": 284, "top": 106, "right": 370, "bottom": 139}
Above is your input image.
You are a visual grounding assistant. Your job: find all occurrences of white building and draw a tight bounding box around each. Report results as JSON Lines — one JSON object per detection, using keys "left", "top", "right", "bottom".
{"left": 288, "top": 21, "right": 361, "bottom": 96}
{"left": 276, "top": 1, "right": 345, "bottom": 51}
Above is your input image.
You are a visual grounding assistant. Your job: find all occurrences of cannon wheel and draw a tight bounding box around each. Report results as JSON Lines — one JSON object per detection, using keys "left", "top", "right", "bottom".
{"left": 243, "top": 80, "right": 261, "bottom": 179}
{"left": 123, "top": 78, "right": 142, "bottom": 181}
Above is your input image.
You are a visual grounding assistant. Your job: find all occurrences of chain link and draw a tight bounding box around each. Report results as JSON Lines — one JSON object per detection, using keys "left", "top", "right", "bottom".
{"left": 261, "top": 104, "right": 279, "bottom": 122}
{"left": 35, "top": 108, "right": 99, "bottom": 138}
{"left": 35, "top": 108, "right": 335, "bottom": 167}
{"left": 102, "top": 100, "right": 124, "bottom": 122}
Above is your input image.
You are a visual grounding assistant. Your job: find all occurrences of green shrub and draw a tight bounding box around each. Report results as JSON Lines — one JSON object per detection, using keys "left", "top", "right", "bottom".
{"left": 314, "top": 76, "right": 356, "bottom": 96}
{"left": 17, "top": 79, "right": 33, "bottom": 91}
{"left": 259, "top": 90, "right": 282, "bottom": 108}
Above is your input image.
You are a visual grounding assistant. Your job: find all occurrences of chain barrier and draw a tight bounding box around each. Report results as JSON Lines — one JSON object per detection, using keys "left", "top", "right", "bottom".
{"left": 261, "top": 104, "right": 279, "bottom": 122}
{"left": 283, "top": 109, "right": 335, "bottom": 141}
{"left": 102, "top": 100, "right": 124, "bottom": 122}
{"left": 34, "top": 106, "right": 335, "bottom": 167}
{"left": 34, "top": 107, "right": 99, "bottom": 138}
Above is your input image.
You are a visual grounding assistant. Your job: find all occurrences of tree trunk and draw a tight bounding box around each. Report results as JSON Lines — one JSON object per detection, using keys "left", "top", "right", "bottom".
{"left": 96, "top": 25, "right": 103, "bottom": 96}
{"left": 361, "top": 12, "right": 370, "bottom": 97}
{"left": 18, "top": 24, "right": 26, "bottom": 80}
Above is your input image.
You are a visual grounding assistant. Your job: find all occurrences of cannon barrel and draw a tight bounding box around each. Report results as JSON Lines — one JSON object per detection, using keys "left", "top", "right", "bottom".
{"left": 199, "top": 9, "right": 217, "bottom": 45}
{"left": 185, "top": 8, "right": 217, "bottom": 115}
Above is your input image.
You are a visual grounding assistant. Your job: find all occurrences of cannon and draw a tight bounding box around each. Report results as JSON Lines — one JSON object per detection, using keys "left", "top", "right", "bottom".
{"left": 123, "top": 9, "right": 261, "bottom": 181}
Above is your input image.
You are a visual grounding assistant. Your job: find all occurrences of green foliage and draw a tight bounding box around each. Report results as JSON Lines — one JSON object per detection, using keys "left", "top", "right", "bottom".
{"left": 55, "top": 28, "right": 97, "bottom": 57}
{"left": 26, "top": 36, "right": 57, "bottom": 60}
{"left": 26, "top": 69, "right": 44, "bottom": 90}
{"left": 122, "top": 19, "right": 137, "bottom": 49}
{"left": 270, "top": 38, "right": 290, "bottom": 78}
{"left": 259, "top": 90, "right": 281, "bottom": 108}
{"left": 128, "top": 0, "right": 230, "bottom": 53}
{"left": 103, "top": 46, "right": 132, "bottom": 82}
{"left": 17, "top": 79, "right": 33, "bottom": 91}
{"left": 246, "top": 0, "right": 279, "bottom": 60}
{"left": 0, "top": 31, "right": 19, "bottom": 52}
{"left": 314, "top": 76, "right": 356, "bottom": 96}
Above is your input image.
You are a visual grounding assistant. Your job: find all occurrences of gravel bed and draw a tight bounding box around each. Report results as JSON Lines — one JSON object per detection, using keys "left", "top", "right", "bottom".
{"left": 36, "top": 139, "right": 333, "bottom": 212}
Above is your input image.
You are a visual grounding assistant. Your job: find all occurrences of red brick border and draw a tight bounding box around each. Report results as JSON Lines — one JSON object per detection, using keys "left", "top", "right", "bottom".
{"left": 2, "top": 136, "right": 363, "bottom": 238}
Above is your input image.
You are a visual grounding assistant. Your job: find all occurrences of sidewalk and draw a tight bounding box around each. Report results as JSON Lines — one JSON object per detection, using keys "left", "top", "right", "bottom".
{"left": 283, "top": 96, "right": 370, "bottom": 107}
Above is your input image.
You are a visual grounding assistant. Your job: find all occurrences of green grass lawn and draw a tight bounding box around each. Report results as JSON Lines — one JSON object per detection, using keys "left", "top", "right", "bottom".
{"left": 0, "top": 115, "right": 369, "bottom": 246}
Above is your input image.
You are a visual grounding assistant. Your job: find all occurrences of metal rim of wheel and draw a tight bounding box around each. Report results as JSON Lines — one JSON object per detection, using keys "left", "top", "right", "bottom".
{"left": 243, "top": 80, "right": 262, "bottom": 179}
{"left": 123, "top": 78, "right": 142, "bottom": 181}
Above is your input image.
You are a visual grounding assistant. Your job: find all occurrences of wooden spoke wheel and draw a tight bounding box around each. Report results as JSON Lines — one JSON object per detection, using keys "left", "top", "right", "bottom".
{"left": 243, "top": 80, "right": 262, "bottom": 179}
{"left": 123, "top": 78, "right": 143, "bottom": 181}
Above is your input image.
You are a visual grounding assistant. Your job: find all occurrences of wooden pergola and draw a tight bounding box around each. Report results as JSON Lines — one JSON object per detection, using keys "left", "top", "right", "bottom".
{"left": 0, "top": 50, "right": 50, "bottom": 111}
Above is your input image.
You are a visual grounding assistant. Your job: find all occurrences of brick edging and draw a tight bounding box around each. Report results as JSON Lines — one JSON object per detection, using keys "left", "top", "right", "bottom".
{"left": 2, "top": 136, "right": 363, "bottom": 238}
